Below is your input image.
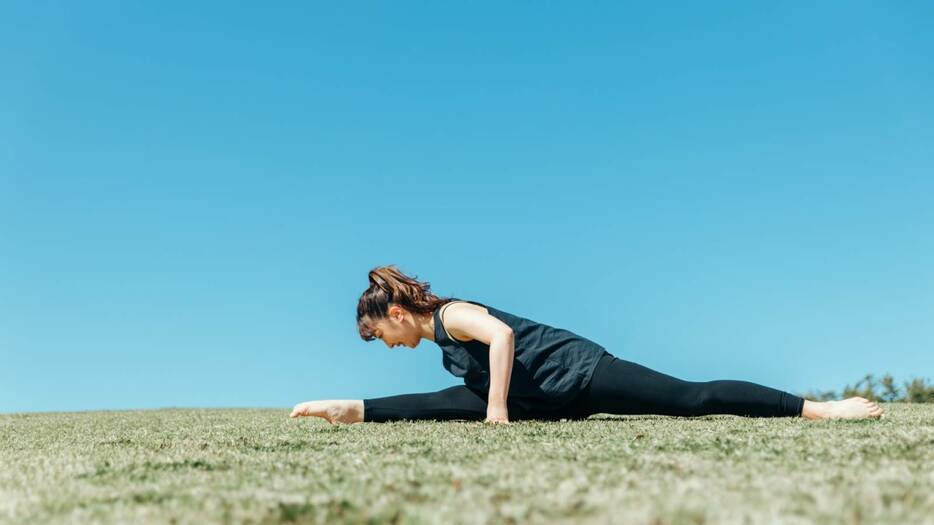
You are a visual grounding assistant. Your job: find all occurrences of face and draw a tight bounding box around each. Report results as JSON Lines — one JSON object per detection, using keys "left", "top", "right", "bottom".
{"left": 371, "top": 304, "right": 420, "bottom": 350}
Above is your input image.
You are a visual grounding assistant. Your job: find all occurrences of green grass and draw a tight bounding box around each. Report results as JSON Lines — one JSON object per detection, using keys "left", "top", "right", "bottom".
{"left": 2, "top": 404, "right": 932, "bottom": 524}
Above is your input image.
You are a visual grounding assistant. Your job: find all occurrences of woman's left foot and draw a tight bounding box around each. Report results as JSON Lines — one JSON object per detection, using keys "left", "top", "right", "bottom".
{"left": 802, "top": 397, "right": 885, "bottom": 420}
{"left": 289, "top": 400, "right": 364, "bottom": 424}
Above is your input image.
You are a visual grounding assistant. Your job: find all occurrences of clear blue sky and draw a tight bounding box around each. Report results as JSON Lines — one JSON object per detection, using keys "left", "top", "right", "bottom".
{"left": 2, "top": 2, "right": 932, "bottom": 413}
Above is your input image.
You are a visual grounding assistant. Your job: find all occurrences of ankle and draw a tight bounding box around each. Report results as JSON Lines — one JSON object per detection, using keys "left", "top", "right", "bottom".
{"left": 348, "top": 400, "right": 364, "bottom": 423}
{"left": 801, "top": 399, "right": 827, "bottom": 420}
{"left": 328, "top": 400, "right": 365, "bottom": 424}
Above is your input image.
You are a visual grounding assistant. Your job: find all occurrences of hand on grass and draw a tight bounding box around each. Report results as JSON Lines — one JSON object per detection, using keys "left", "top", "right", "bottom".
{"left": 484, "top": 404, "right": 510, "bottom": 425}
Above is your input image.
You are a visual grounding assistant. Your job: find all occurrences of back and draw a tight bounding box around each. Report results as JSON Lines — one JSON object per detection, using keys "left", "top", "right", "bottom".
{"left": 434, "top": 298, "right": 609, "bottom": 410}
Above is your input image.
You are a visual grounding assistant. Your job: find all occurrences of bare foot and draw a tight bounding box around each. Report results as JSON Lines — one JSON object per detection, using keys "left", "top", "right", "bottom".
{"left": 289, "top": 400, "right": 364, "bottom": 424}
{"left": 802, "top": 397, "right": 885, "bottom": 420}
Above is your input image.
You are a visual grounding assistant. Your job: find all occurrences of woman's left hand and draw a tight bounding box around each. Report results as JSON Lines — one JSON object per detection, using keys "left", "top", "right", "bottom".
{"left": 484, "top": 404, "right": 511, "bottom": 425}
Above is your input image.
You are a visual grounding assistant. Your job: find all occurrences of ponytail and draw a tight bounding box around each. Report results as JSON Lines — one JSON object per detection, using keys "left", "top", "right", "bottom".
{"left": 356, "top": 265, "right": 453, "bottom": 341}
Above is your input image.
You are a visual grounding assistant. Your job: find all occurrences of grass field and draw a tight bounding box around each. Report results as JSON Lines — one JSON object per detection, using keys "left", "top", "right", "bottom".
{"left": 2, "top": 404, "right": 932, "bottom": 524}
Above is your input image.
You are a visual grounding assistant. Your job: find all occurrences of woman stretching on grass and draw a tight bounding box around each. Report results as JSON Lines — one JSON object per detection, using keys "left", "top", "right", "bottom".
{"left": 290, "top": 265, "right": 884, "bottom": 425}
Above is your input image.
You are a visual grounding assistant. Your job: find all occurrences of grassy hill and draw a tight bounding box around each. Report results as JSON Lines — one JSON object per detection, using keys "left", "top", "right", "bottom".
{"left": 2, "top": 405, "right": 932, "bottom": 524}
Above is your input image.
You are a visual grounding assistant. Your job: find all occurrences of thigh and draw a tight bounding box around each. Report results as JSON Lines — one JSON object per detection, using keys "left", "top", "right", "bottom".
{"left": 363, "top": 385, "right": 490, "bottom": 422}
{"left": 363, "top": 385, "right": 562, "bottom": 422}
{"left": 577, "top": 354, "right": 702, "bottom": 416}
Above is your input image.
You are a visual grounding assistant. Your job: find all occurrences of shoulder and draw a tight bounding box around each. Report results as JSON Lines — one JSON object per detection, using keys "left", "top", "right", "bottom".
{"left": 440, "top": 300, "right": 513, "bottom": 344}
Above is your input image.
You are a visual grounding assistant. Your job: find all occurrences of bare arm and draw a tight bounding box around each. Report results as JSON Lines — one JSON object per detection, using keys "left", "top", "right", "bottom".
{"left": 486, "top": 330, "right": 514, "bottom": 417}
{"left": 441, "top": 303, "right": 515, "bottom": 423}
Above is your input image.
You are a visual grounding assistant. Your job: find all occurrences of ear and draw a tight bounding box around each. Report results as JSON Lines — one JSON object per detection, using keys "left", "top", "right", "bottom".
{"left": 388, "top": 304, "right": 405, "bottom": 321}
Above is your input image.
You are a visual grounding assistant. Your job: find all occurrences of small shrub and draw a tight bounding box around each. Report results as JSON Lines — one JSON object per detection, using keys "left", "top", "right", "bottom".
{"left": 905, "top": 378, "right": 934, "bottom": 403}
{"left": 801, "top": 374, "right": 934, "bottom": 402}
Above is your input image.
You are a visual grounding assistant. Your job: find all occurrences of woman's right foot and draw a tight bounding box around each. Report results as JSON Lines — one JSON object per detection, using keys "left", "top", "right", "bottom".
{"left": 802, "top": 397, "right": 885, "bottom": 420}
{"left": 289, "top": 400, "right": 364, "bottom": 424}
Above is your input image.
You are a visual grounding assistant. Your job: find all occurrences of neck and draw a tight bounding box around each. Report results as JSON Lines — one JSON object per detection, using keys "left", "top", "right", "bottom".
{"left": 417, "top": 312, "right": 436, "bottom": 342}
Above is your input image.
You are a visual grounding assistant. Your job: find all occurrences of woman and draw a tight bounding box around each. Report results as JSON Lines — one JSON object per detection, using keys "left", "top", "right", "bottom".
{"left": 290, "top": 265, "right": 884, "bottom": 425}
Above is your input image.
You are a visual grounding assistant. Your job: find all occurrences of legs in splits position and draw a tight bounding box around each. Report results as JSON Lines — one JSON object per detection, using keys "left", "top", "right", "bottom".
{"left": 289, "top": 353, "right": 884, "bottom": 424}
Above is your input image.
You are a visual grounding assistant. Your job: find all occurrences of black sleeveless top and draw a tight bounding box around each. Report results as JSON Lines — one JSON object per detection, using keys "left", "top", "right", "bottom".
{"left": 433, "top": 298, "right": 609, "bottom": 411}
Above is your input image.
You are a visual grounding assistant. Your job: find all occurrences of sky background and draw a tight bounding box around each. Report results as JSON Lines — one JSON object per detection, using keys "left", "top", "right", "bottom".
{"left": 2, "top": 1, "right": 932, "bottom": 413}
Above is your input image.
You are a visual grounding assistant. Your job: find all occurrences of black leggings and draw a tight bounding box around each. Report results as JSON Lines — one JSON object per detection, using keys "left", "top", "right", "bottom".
{"left": 363, "top": 352, "right": 805, "bottom": 422}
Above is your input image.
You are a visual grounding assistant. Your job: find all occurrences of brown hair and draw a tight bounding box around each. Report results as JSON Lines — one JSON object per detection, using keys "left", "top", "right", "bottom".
{"left": 356, "top": 265, "right": 454, "bottom": 341}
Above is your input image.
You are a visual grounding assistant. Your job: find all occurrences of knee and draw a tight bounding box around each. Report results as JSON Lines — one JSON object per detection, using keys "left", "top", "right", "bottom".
{"left": 687, "top": 381, "right": 727, "bottom": 413}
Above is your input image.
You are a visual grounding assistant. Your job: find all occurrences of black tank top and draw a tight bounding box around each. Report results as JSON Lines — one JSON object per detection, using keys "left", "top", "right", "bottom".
{"left": 433, "top": 298, "right": 609, "bottom": 410}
